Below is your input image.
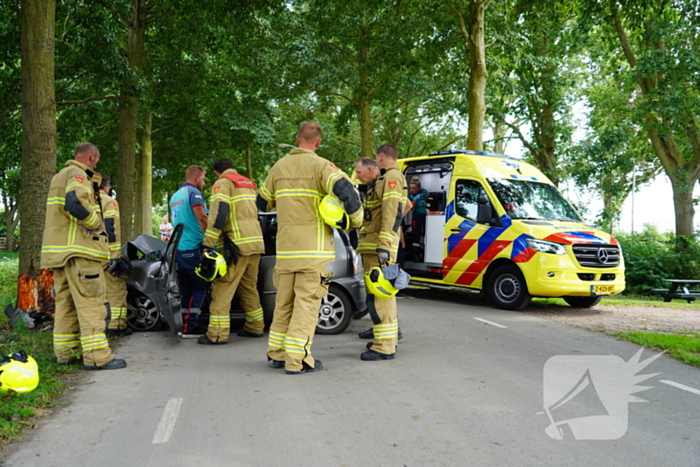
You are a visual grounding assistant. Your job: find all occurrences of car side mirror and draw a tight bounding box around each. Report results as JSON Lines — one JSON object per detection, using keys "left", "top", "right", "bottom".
{"left": 477, "top": 196, "right": 502, "bottom": 227}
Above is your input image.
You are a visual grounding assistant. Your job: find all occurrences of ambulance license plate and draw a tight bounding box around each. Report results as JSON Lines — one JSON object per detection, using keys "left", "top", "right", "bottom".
{"left": 592, "top": 284, "right": 614, "bottom": 294}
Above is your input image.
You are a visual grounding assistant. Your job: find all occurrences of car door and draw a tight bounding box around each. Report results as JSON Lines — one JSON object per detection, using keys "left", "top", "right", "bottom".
{"left": 156, "top": 223, "right": 185, "bottom": 334}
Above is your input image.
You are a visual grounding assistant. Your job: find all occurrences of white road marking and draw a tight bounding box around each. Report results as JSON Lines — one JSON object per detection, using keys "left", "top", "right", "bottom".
{"left": 473, "top": 318, "right": 507, "bottom": 329}
{"left": 660, "top": 380, "right": 700, "bottom": 397}
{"left": 152, "top": 398, "right": 183, "bottom": 444}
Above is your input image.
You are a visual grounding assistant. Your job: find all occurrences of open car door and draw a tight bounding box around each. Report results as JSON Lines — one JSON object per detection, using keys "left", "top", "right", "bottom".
{"left": 157, "top": 223, "right": 184, "bottom": 334}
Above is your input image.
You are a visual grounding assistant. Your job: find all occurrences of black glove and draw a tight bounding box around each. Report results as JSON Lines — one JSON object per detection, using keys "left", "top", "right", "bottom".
{"left": 377, "top": 249, "right": 390, "bottom": 267}
{"left": 336, "top": 216, "right": 348, "bottom": 230}
{"left": 107, "top": 259, "right": 122, "bottom": 277}
{"left": 223, "top": 236, "right": 239, "bottom": 265}
{"left": 119, "top": 256, "right": 132, "bottom": 275}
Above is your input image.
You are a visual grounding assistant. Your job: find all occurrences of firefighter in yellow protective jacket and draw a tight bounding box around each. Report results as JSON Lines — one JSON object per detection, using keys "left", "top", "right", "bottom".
{"left": 41, "top": 143, "right": 126, "bottom": 370}
{"left": 198, "top": 158, "right": 265, "bottom": 345}
{"left": 356, "top": 144, "right": 407, "bottom": 361}
{"left": 257, "top": 122, "right": 363, "bottom": 374}
{"left": 99, "top": 174, "right": 133, "bottom": 337}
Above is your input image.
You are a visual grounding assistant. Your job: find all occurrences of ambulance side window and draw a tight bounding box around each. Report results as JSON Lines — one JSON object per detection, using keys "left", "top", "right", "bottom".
{"left": 455, "top": 180, "right": 486, "bottom": 221}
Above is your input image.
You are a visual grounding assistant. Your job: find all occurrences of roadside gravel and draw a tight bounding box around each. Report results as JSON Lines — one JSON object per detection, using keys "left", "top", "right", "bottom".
{"left": 522, "top": 302, "right": 700, "bottom": 334}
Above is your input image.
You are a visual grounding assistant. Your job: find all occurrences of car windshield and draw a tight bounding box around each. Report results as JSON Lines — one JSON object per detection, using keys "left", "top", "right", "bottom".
{"left": 488, "top": 178, "right": 582, "bottom": 222}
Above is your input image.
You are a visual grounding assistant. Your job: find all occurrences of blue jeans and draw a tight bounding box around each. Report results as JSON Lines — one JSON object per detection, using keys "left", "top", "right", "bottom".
{"left": 176, "top": 249, "right": 209, "bottom": 331}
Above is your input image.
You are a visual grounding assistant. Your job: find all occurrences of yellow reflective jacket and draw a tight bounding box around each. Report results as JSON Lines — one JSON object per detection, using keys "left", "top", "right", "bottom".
{"left": 41, "top": 160, "right": 109, "bottom": 268}
{"left": 259, "top": 148, "right": 363, "bottom": 273}
{"left": 99, "top": 191, "right": 122, "bottom": 260}
{"left": 357, "top": 164, "right": 407, "bottom": 256}
{"left": 203, "top": 169, "right": 264, "bottom": 256}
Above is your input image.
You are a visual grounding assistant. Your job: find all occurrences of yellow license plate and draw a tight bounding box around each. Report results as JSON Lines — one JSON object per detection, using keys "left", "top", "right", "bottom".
{"left": 592, "top": 285, "right": 614, "bottom": 294}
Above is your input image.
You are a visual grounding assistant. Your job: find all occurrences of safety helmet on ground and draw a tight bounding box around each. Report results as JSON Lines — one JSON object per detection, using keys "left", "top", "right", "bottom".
{"left": 318, "top": 195, "right": 349, "bottom": 230}
{"left": 365, "top": 264, "right": 410, "bottom": 299}
{"left": 195, "top": 250, "right": 227, "bottom": 281}
{"left": 0, "top": 350, "right": 39, "bottom": 394}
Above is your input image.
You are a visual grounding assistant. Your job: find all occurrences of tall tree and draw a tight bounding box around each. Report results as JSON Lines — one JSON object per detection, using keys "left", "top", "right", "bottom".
{"left": 445, "top": 0, "right": 489, "bottom": 151}
{"left": 19, "top": 0, "right": 56, "bottom": 275}
{"left": 594, "top": 0, "right": 700, "bottom": 235}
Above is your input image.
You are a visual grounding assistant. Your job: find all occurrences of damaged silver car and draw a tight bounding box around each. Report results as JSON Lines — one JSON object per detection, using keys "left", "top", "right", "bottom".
{"left": 124, "top": 213, "right": 367, "bottom": 335}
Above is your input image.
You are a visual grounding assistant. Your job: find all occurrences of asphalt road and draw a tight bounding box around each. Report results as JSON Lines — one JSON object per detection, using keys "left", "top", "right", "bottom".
{"left": 3, "top": 290, "right": 700, "bottom": 467}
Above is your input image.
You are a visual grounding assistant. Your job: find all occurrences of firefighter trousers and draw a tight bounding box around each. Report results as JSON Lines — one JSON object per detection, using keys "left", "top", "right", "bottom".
{"left": 53, "top": 257, "right": 114, "bottom": 366}
{"left": 362, "top": 254, "right": 398, "bottom": 355}
{"left": 266, "top": 268, "right": 329, "bottom": 372}
{"left": 206, "top": 254, "right": 263, "bottom": 343}
{"left": 104, "top": 269, "right": 128, "bottom": 330}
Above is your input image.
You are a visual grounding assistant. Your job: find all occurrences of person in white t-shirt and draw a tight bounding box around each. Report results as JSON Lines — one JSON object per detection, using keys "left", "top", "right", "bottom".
{"left": 159, "top": 216, "right": 173, "bottom": 241}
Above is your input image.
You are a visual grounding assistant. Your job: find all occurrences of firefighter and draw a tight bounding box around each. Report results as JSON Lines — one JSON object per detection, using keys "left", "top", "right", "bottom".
{"left": 41, "top": 143, "right": 126, "bottom": 370}
{"left": 198, "top": 158, "right": 265, "bottom": 345}
{"left": 356, "top": 144, "right": 407, "bottom": 361}
{"left": 99, "top": 173, "right": 133, "bottom": 337}
{"left": 257, "top": 121, "right": 363, "bottom": 374}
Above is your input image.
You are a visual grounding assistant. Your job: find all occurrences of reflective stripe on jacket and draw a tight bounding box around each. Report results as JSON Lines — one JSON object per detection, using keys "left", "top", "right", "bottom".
{"left": 357, "top": 165, "right": 407, "bottom": 255}
{"left": 41, "top": 160, "right": 109, "bottom": 268}
{"left": 100, "top": 192, "right": 122, "bottom": 260}
{"left": 259, "top": 148, "right": 362, "bottom": 273}
{"left": 203, "top": 169, "right": 264, "bottom": 256}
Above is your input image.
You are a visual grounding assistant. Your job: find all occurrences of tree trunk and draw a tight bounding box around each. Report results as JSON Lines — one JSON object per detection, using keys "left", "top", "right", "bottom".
{"left": 246, "top": 147, "right": 253, "bottom": 179}
{"left": 358, "top": 42, "right": 373, "bottom": 159}
{"left": 672, "top": 179, "right": 695, "bottom": 236}
{"left": 466, "top": 0, "right": 487, "bottom": 151}
{"left": 117, "top": 0, "right": 147, "bottom": 243}
{"left": 133, "top": 143, "right": 143, "bottom": 236}
{"left": 141, "top": 110, "right": 153, "bottom": 236}
{"left": 19, "top": 0, "right": 56, "bottom": 275}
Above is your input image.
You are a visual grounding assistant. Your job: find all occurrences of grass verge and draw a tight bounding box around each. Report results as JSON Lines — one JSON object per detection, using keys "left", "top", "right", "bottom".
{"left": 0, "top": 320, "right": 82, "bottom": 448}
{"left": 612, "top": 331, "right": 700, "bottom": 367}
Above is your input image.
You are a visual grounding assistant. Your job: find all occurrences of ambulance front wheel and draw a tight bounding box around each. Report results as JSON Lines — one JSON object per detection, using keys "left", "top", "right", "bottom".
{"left": 488, "top": 264, "right": 531, "bottom": 311}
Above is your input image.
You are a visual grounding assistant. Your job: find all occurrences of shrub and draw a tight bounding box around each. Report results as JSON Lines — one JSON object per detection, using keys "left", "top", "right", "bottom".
{"left": 616, "top": 227, "right": 700, "bottom": 294}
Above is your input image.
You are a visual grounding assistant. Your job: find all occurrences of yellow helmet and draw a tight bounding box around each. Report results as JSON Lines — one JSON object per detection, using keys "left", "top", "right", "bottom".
{"left": 195, "top": 250, "right": 227, "bottom": 282}
{"left": 364, "top": 264, "right": 410, "bottom": 299}
{"left": 318, "top": 195, "right": 349, "bottom": 229}
{"left": 0, "top": 350, "right": 39, "bottom": 394}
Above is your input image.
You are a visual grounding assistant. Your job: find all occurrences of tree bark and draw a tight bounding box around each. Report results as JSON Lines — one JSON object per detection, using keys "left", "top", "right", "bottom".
{"left": 117, "top": 0, "right": 148, "bottom": 243}
{"left": 19, "top": 0, "right": 56, "bottom": 275}
{"left": 358, "top": 41, "right": 373, "bottom": 159}
{"left": 141, "top": 110, "right": 153, "bottom": 236}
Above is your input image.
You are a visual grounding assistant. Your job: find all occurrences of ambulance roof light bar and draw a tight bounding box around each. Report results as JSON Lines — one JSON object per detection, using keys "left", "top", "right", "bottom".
{"left": 429, "top": 149, "right": 517, "bottom": 160}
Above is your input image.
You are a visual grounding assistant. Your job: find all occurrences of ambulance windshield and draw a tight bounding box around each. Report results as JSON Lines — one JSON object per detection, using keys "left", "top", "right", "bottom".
{"left": 488, "top": 178, "right": 582, "bottom": 223}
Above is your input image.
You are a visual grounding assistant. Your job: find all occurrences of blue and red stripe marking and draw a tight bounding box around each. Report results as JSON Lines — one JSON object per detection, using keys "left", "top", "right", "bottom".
{"left": 544, "top": 231, "right": 606, "bottom": 244}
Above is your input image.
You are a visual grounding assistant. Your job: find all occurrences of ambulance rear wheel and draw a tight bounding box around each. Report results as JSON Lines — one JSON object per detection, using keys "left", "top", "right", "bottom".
{"left": 563, "top": 296, "right": 602, "bottom": 308}
{"left": 488, "top": 265, "right": 531, "bottom": 311}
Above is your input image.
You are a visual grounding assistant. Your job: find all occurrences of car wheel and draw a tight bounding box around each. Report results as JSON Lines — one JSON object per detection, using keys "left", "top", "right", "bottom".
{"left": 488, "top": 264, "right": 531, "bottom": 311}
{"left": 563, "top": 296, "right": 602, "bottom": 308}
{"left": 316, "top": 285, "right": 354, "bottom": 335}
{"left": 127, "top": 292, "right": 163, "bottom": 332}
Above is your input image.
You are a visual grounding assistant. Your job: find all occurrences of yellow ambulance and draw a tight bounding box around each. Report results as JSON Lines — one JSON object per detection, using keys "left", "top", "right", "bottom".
{"left": 399, "top": 149, "right": 625, "bottom": 310}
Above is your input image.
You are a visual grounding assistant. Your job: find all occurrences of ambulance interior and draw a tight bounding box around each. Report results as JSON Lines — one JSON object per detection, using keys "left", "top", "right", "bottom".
{"left": 403, "top": 160, "right": 453, "bottom": 273}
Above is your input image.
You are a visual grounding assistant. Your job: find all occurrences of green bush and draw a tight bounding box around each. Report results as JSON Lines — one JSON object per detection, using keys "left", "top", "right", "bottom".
{"left": 0, "top": 253, "right": 18, "bottom": 318}
{"left": 616, "top": 226, "right": 700, "bottom": 294}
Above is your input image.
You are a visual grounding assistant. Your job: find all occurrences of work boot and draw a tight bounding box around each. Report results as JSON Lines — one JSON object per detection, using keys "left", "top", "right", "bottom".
{"left": 57, "top": 357, "right": 82, "bottom": 366}
{"left": 197, "top": 335, "right": 227, "bottom": 345}
{"left": 107, "top": 327, "right": 133, "bottom": 337}
{"left": 236, "top": 328, "right": 264, "bottom": 338}
{"left": 84, "top": 358, "right": 127, "bottom": 371}
{"left": 285, "top": 360, "right": 324, "bottom": 375}
{"left": 360, "top": 349, "right": 395, "bottom": 361}
{"left": 358, "top": 328, "right": 373, "bottom": 339}
{"left": 268, "top": 358, "right": 285, "bottom": 369}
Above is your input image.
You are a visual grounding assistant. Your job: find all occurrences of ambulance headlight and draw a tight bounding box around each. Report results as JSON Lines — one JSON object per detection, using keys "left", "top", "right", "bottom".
{"left": 526, "top": 239, "right": 566, "bottom": 255}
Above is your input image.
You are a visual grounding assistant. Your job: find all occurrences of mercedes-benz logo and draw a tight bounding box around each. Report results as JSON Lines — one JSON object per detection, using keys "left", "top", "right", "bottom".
{"left": 597, "top": 248, "right": 609, "bottom": 264}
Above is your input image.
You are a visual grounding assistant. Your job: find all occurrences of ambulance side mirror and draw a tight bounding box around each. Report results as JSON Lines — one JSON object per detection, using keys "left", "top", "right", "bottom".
{"left": 477, "top": 196, "right": 502, "bottom": 227}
